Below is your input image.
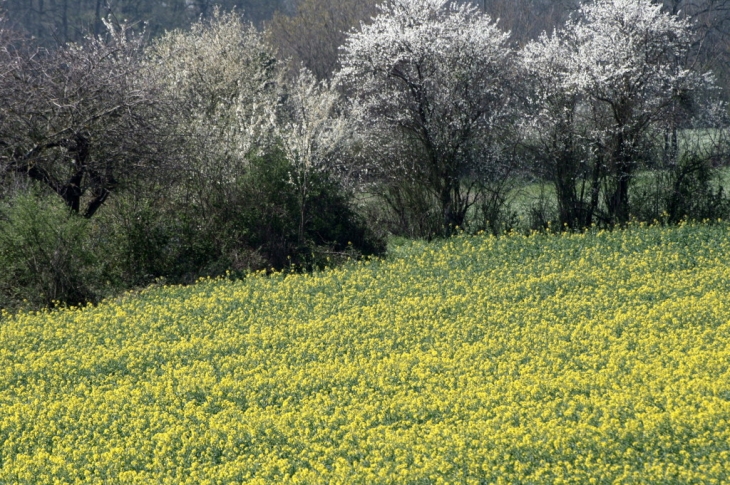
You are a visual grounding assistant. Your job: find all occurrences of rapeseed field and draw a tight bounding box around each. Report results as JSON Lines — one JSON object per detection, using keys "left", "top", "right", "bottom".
{"left": 1, "top": 223, "right": 730, "bottom": 484}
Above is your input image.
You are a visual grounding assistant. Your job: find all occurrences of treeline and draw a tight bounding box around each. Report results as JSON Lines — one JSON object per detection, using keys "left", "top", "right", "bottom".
{"left": 5, "top": 1, "right": 730, "bottom": 87}
{"left": 0, "top": 11, "right": 385, "bottom": 311}
{"left": 1, "top": 0, "right": 729, "bottom": 311}
{"left": 0, "top": 0, "right": 288, "bottom": 42}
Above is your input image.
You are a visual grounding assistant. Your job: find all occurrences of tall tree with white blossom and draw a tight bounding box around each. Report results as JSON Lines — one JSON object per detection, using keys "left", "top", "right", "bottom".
{"left": 522, "top": 32, "right": 599, "bottom": 229}
{"left": 146, "top": 11, "right": 281, "bottom": 214}
{"left": 550, "top": 0, "right": 707, "bottom": 224}
{"left": 337, "top": 0, "right": 518, "bottom": 235}
{"left": 275, "top": 68, "right": 351, "bottom": 246}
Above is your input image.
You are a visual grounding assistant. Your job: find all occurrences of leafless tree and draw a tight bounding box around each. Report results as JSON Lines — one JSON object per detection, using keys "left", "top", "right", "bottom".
{"left": 0, "top": 18, "right": 169, "bottom": 217}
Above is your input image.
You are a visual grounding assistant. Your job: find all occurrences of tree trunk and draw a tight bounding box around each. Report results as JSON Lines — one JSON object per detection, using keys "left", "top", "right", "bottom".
{"left": 439, "top": 177, "right": 465, "bottom": 235}
{"left": 607, "top": 136, "right": 633, "bottom": 225}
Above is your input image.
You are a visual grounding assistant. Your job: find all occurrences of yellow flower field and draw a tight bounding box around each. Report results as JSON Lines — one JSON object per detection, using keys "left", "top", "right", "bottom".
{"left": 1, "top": 224, "right": 730, "bottom": 484}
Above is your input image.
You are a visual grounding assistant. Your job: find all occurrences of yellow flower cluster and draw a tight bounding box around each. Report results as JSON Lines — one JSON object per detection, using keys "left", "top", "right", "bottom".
{"left": 2, "top": 223, "right": 730, "bottom": 484}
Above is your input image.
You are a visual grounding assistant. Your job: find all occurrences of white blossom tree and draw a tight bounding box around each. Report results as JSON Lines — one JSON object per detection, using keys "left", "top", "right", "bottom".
{"left": 521, "top": 31, "right": 601, "bottom": 228}
{"left": 275, "top": 67, "right": 351, "bottom": 245}
{"left": 547, "top": 0, "right": 707, "bottom": 224}
{"left": 337, "top": 0, "right": 518, "bottom": 235}
{"left": 145, "top": 10, "right": 281, "bottom": 200}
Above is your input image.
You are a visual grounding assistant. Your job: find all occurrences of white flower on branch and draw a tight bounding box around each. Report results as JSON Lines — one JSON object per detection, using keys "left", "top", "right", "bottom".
{"left": 522, "top": 0, "right": 713, "bottom": 225}
{"left": 337, "top": 0, "right": 518, "bottom": 233}
{"left": 274, "top": 67, "right": 352, "bottom": 243}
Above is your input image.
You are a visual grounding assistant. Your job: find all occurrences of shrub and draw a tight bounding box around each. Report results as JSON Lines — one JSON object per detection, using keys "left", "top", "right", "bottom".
{"left": 0, "top": 193, "right": 103, "bottom": 310}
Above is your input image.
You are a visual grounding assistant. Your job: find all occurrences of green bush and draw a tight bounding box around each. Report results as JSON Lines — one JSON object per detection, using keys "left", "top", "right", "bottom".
{"left": 98, "top": 149, "right": 385, "bottom": 288}
{"left": 216, "top": 150, "right": 385, "bottom": 272}
{"left": 0, "top": 153, "right": 384, "bottom": 310}
{"left": 664, "top": 156, "right": 729, "bottom": 223}
{"left": 0, "top": 194, "right": 103, "bottom": 310}
{"left": 632, "top": 156, "right": 730, "bottom": 224}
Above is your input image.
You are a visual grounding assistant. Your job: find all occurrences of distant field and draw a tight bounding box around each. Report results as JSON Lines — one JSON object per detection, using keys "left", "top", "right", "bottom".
{"left": 2, "top": 224, "right": 730, "bottom": 483}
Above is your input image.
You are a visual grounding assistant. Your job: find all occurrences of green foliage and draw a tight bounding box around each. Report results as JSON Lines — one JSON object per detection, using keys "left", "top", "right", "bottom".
{"left": 94, "top": 150, "right": 384, "bottom": 291}
{"left": 203, "top": 149, "right": 385, "bottom": 272}
{"left": 632, "top": 156, "right": 730, "bottom": 224}
{"left": 94, "top": 196, "right": 189, "bottom": 288}
{"left": 0, "top": 193, "right": 102, "bottom": 310}
{"left": 664, "top": 156, "right": 730, "bottom": 223}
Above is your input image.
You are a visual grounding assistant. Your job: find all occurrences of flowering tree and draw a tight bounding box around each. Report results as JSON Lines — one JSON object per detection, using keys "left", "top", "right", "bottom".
{"left": 147, "top": 11, "right": 280, "bottom": 186}
{"left": 275, "top": 68, "right": 351, "bottom": 245}
{"left": 337, "top": 0, "right": 518, "bottom": 235}
{"left": 575, "top": 0, "right": 704, "bottom": 224}
{"left": 145, "top": 15, "right": 380, "bottom": 271}
{"left": 522, "top": 32, "right": 600, "bottom": 228}
{"left": 524, "top": 0, "right": 708, "bottom": 225}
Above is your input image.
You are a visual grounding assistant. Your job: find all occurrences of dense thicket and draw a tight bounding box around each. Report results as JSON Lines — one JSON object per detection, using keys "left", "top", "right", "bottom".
{"left": 1, "top": 0, "right": 729, "bottom": 310}
{"left": 0, "top": 11, "right": 384, "bottom": 311}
